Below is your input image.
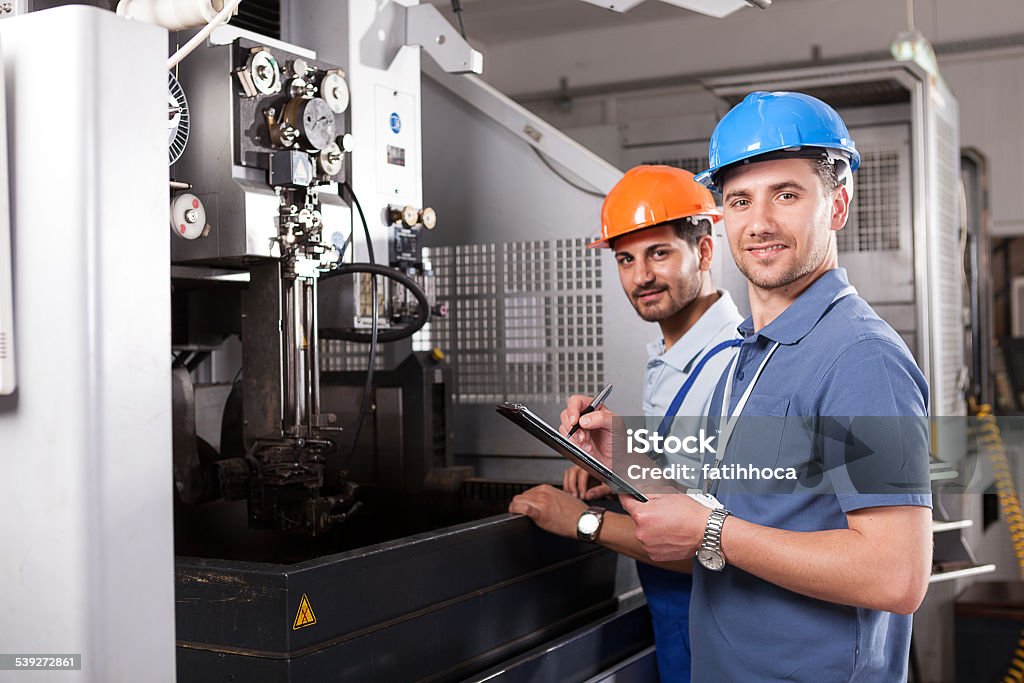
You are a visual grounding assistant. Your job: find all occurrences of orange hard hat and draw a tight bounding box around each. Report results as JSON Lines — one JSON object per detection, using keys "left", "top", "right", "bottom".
{"left": 589, "top": 165, "right": 722, "bottom": 249}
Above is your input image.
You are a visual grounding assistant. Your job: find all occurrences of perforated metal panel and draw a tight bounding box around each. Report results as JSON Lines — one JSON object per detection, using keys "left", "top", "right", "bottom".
{"left": 423, "top": 238, "right": 604, "bottom": 405}
{"left": 321, "top": 339, "right": 389, "bottom": 371}
{"left": 840, "top": 149, "right": 902, "bottom": 253}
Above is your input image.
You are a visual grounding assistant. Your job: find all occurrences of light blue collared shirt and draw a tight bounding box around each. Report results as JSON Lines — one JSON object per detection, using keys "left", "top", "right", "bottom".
{"left": 641, "top": 290, "right": 743, "bottom": 489}
{"left": 643, "top": 290, "right": 743, "bottom": 419}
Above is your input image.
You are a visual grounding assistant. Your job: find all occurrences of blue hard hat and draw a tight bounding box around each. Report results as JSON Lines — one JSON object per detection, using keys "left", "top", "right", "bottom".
{"left": 694, "top": 91, "right": 860, "bottom": 191}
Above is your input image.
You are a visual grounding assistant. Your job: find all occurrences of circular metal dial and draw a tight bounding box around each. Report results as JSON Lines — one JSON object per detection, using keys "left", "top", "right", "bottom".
{"left": 420, "top": 207, "right": 437, "bottom": 230}
{"left": 249, "top": 50, "right": 281, "bottom": 95}
{"left": 295, "top": 97, "right": 335, "bottom": 150}
{"left": 321, "top": 71, "right": 350, "bottom": 114}
{"left": 170, "top": 193, "right": 207, "bottom": 240}
{"left": 401, "top": 205, "right": 419, "bottom": 227}
{"left": 319, "top": 141, "right": 344, "bottom": 177}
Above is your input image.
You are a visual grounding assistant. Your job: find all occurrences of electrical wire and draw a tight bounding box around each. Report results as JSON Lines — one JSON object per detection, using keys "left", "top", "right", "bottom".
{"left": 329, "top": 184, "right": 432, "bottom": 468}
{"left": 971, "top": 402, "right": 1024, "bottom": 683}
{"left": 320, "top": 263, "right": 431, "bottom": 342}
{"left": 451, "top": 0, "right": 467, "bottom": 39}
{"left": 338, "top": 182, "right": 377, "bottom": 472}
{"left": 530, "top": 146, "right": 606, "bottom": 198}
{"left": 341, "top": 182, "right": 375, "bottom": 264}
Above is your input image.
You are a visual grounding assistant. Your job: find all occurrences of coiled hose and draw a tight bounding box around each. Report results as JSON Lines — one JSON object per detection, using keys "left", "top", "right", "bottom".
{"left": 319, "top": 263, "right": 430, "bottom": 343}
{"left": 972, "top": 403, "right": 1024, "bottom": 683}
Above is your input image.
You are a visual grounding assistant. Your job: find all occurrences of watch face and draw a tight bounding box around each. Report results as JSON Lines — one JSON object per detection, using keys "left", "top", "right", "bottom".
{"left": 697, "top": 548, "right": 726, "bottom": 571}
{"left": 578, "top": 513, "right": 600, "bottom": 536}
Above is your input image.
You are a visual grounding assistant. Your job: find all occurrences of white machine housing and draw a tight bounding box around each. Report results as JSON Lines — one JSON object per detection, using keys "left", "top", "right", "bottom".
{"left": 0, "top": 6, "right": 176, "bottom": 681}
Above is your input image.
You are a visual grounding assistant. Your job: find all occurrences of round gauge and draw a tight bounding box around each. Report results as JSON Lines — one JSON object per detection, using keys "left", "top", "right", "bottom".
{"left": 401, "top": 205, "right": 418, "bottom": 228}
{"left": 321, "top": 71, "right": 350, "bottom": 114}
{"left": 296, "top": 97, "right": 336, "bottom": 150}
{"left": 167, "top": 72, "right": 190, "bottom": 165}
{"left": 421, "top": 207, "right": 437, "bottom": 230}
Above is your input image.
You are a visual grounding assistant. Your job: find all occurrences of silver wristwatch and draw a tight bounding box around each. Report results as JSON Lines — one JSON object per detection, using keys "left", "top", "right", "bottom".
{"left": 576, "top": 506, "right": 606, "bottom": 543}
{"left": 696, "top": 507, "right": 731, "bottom": 571}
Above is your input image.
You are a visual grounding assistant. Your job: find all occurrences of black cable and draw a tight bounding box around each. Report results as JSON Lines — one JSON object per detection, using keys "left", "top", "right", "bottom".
{"left": 320, "top": 263, "right": 431, "bottom": 342}
{"left": 530, "top": 146, "right": 605, "bottom": 198}
{"left": 451, "top": 0, "right": 467, "bottom": 39}
{"left": 338, "top": 182, "right": 378, "bottom": 472}
{"left": 341, "top": 182, "right": 375, "bottom": 264}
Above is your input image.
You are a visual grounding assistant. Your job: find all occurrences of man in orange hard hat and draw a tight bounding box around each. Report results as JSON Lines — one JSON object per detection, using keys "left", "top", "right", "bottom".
{"left": 509, "top": 165, "right": 742, "bottom": 683}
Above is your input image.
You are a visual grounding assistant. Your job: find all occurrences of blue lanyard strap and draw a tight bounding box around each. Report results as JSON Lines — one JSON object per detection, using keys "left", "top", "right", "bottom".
{"left": 657, "top": 338, "right": 742, "bottom": 436}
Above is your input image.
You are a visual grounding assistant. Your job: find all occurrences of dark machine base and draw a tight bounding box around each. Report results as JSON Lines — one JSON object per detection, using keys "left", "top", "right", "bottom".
{"left": 175, "top": 513, "right": 651, "bottom": 682}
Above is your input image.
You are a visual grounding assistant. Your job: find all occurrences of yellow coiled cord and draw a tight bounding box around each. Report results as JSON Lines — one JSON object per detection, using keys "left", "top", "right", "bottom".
{"left": 971, "top": 402, "right": 1024, "bottom": 683}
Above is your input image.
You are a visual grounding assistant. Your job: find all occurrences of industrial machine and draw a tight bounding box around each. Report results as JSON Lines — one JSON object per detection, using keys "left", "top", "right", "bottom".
{"left": 0, "top": 1, "right": 655, "bottom": 681}
{"left": 162, "top": 2, "right": 653, "bottom": 680}
{"left": 3, "top": 1, "right": 983, "bottom": 682}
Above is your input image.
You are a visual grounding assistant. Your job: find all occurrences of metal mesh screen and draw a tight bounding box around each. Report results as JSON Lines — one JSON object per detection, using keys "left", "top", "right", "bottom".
{"left": 839, "top": 149, "right": 901, "bottom": 253}
{"left": 320, "top": 239, "right": 605, "bottom": 405}
{"left": 431, "top": 239, "right": 603, "bottom": 405}
{"left": 321, "top": 339, "right": 389, "bottom": 372}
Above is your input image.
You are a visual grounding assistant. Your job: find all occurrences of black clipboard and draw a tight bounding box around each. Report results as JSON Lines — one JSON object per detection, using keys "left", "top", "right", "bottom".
{"left": 496, "top": 402, "right": 648, "bottom": 502}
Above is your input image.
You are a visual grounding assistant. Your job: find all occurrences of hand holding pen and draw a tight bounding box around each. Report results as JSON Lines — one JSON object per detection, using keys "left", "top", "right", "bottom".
{"left": 566, "top": 384, "right": 613, "bottom": 438}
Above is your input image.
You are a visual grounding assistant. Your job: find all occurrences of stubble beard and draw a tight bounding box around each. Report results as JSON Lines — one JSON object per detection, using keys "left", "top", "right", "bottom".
{"left": 737, "top": 228, "right": 832, "bottom": 291}
{"left": 630, "top": 270, "right": 702, "bottom": 323}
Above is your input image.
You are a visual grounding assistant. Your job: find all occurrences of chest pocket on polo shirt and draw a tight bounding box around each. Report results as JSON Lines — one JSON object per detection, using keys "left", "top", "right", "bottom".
{"left": 725, "top": 395, "right": 791, "bottom": 479}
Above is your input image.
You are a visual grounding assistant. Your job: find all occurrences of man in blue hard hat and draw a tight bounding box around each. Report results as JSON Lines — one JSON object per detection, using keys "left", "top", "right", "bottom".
{"left": 573, "top": 92, "right": 932, "bottom": 681}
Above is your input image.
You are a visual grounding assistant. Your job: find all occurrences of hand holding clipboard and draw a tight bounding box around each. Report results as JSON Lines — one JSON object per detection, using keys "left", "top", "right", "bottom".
{"left": 496, "top": 401, "right": 647, "bottom": 502}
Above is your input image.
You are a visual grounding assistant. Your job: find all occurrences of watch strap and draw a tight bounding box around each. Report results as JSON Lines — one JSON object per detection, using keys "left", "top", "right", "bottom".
{"left": 576, "top": 506, "right": 606, "bottom": 543}
{"left": 700, "top": 508, "right": 731, "bottom": 557}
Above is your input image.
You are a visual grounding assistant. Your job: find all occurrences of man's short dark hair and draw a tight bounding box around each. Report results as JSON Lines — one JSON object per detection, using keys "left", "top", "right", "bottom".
{"left": 608, "top": 217, "right": 712, "bottom": 251}
{"left": 813, "top": 157, "right": 840, "bottom": 196}
{"left": 670, "top": 217, "right": 713, "bottom": 247}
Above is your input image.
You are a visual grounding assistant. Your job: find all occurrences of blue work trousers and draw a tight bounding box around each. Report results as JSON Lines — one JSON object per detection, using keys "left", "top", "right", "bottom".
{"left": 636, "top": 562, "right": 692, "bottom": 683}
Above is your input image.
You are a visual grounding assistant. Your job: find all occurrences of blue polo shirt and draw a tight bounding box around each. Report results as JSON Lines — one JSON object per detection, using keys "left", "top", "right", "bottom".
{"left": 692, "top": 268, "right": 932, "bottom": 683}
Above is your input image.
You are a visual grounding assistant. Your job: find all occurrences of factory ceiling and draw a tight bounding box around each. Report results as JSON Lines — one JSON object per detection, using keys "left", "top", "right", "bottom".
{"left": 426, "top": 0, "right": 783, "bottom": 45}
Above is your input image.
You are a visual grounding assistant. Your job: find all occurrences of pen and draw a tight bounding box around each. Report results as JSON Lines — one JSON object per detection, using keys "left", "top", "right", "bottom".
{"left": 567, "top": 384, "right": 613, "bottom": 438}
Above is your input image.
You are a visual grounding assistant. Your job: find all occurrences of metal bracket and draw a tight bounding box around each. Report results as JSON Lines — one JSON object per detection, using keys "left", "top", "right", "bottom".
{"left": 405, "top": 3, "right": 483, "bottom": 75}
{"left": 423, "top": 59, "right": 620, "bottom": 195}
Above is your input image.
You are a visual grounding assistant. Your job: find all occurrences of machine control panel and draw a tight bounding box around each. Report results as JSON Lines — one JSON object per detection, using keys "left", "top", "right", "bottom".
{"left": 232, "top": 40, "right": 350, "bottom": 184}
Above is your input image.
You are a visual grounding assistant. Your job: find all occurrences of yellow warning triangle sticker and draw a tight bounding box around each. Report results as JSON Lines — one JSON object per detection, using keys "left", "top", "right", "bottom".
{"left": 293, "top": 593, "right": 317, "bottom": 630}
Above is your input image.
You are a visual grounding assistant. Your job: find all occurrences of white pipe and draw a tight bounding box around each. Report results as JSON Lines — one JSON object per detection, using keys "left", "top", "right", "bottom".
{"left": 166, "top": 0, "right": 243, "bottom": 70}
{"left": 117, "top": 0, "right": 224, "bottom": 32}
